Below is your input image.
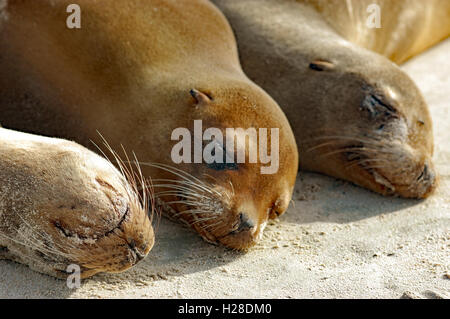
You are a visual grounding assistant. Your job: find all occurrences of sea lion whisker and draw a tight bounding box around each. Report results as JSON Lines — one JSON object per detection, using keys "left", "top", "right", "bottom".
{"left": 317, "top": 147, "right": 375, "bottom": 159}
{"left": 91, "top": 136, "right": 129, "bottom": 184}
{"left": 16, "top": 223, "right": 91, "bottom": 259}
{"left": 200, "top": 174, "right": 230, "bottom": 199}
{"left": 155, "top": 192, "right": 206, "bottom": 201}
{"left": 13, "top": 230, "right": 56, "bottom": 257}
{"left": 175, "top": 202, "right": 218, "bottom": 211}
{"left": 307, "top": 135, "right": 391, "bottom": 150}
{"left": 155, "top": 187, "right": 219, "bottom": 205}
{"left": 138, "top": 162, "right": 208, "bottom": 187}
{"left": 153, "top": 186, "right": 207, "bottom": 199}
{"left": 150, "top": 178, "right": 215, "bottom": 195}
{"left": 306, "top": 139, "right": 391, "bottom": 154}
{"left": 363, "top": 165, "right": 391, "bottom": 170}
{"left": 325, "top": 145, "right": 396, "bottom": 158}
{"left": 17, "top": 215, "right": 83, "bottom": 254}
{"left": 306, "top": 141, "right": 340, "bottom": 152}
{"left": 154, "top": 189, "right": 207, "bottom": 198}
{"left": 14, "top": 214, "right": 81, "bottom": 254}
{"left": 152, "top": 187, "right": 216, "bottom": 205}
{"left": 0, "top": 233, "right": 61, "bottom": 266}
{"left": 201, "top": 221, "right": 222, "bottom": 231}
{"left": 304, "top": 135, "right": 384, "bottom": 144}
{"left": 172, "top": 199, "right": 215, "bottom": 208}
{"left": 345, "top": 158, "right": 389, "bottom": 169}
{"left": 1, "top": 229, "right": 73, "bottom": 262}
{"left": 164, "top": 200, "right": 208, "bottom": 206}
{"left": 17, "top": 233, "right": 73, "bottom": 260}
{"left": 173, "top": 207, "right": 220, "bottom": 218}
{"left": 229, "top": 180, "right": 235, "bottom": 197}
{"left": 137, "top": 162, "right": 223, "bottom": 197}
{"left": 152, "top": 183, "right": 200, "bottom": 193}
{"left": 190, "top": 217, "right": 217, "bottom": 226}
{"left": 172, "top": 209, "right": 205, "bottom": 218}
{"left": 92, "top": 134, "right": 155, "bottom": 222}
{"left": 0, "top": 232, "right": 40, "bottom": 254}
{"left": 151, "top": 172, "right": 216, "bottom": 196}
{"left": 130, "top": 151, "right": 154, "bottom": 222}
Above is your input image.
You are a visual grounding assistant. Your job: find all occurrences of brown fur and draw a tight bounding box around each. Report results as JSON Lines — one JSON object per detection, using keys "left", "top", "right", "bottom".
{"left": 212, "top": 0, "right": 445, "bottom": 198}
{"left": 0, "top": 0, "right": 298, "bottom": 249}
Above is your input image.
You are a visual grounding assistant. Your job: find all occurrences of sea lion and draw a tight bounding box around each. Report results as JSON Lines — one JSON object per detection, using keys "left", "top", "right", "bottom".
{"left": 0, "top": 0, "right": 298, "bottom": 250}
{"left": 212, "top": 0, "right": 446, "bottom": 198}
{"left": 0, "top": 127, "right": 154, "bottom": 279}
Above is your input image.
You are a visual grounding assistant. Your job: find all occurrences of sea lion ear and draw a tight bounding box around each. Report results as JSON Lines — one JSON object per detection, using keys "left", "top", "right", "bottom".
{"left": 190, "top": 89, "right": 212, "bottom": 105}
{"left": 309, "top": 60, "right": 335, "bottom": 72}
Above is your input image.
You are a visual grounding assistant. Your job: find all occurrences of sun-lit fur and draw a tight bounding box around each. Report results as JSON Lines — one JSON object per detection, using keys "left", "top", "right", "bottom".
{"left": 303, "top": 0, "right": 450, "bottom": 64}
{"left": 0, "top": 128, "right": 155, "bottom": 279}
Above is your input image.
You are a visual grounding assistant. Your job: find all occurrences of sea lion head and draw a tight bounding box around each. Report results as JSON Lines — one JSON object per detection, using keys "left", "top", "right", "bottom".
{"left": 157, "top": 81, "right": 298, "bottom": 250}
{"left": 303, "top": 44, "right": 437, "bottom": 198}
{"left": 47, "top": 148, "right": 155, "bottom": 278}
{"left": 1, "top": 142, "right": 155, "bottom": 279}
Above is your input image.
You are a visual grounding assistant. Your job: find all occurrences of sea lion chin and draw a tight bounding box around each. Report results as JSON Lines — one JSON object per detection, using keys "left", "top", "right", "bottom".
{"left": 212, "top": 0, "right": 442, "bottom": 198}
{"left": 0, "top": 0, "right": 299, "bottom": 250}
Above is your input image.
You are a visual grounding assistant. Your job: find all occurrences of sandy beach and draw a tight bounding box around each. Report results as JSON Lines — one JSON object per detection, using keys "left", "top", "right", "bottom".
{"left": 0, "top": 38, "right": 448, "bottom": 299}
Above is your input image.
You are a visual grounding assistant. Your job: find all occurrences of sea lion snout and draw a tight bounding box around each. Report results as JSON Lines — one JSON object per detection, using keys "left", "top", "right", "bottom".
{"left": 418, "top": 162, "right": 438, "bottom": 196}
{"left": 230, "top": 213, "right": 256, "bottom": 235}
{"left": 0, "top": 129, "right": 156, "bottom": 279}
{"left": 392, "top": 160, "right": 438, "bottom": 199}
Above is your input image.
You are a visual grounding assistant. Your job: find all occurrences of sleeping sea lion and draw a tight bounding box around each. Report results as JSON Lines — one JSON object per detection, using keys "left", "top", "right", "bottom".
{"left": 0, "top": 0, "right": 299, "bottom": 249}
{"left": 212, "top": 0, "right": 447, "bottom": 198}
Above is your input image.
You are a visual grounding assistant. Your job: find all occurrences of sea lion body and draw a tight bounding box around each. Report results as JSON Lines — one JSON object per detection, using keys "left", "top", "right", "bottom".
{"left": 0, "top": 0, "right": 298, "bottom": 249}
{"left": 0, "top": 127, "right": 154, "bottom": 279}
{"left": 305, "top": 0, "right": 450, "bottom": 64}
{"left": 212, "top": 0, "right": 443, "bottom": 198}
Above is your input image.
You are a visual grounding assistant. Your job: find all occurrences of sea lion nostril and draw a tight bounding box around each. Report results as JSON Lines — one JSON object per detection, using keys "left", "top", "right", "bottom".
{"left": 423, "top": 164, "right": 436, "bottom": 183}
{"left": 423, "top": 164, "right": 429, "bottom": 178}
{"left": 417, "top": 164, "right": 432, "bottom": 181}
{"left": 236, "top": 213, "right": 255, "bottom": 233}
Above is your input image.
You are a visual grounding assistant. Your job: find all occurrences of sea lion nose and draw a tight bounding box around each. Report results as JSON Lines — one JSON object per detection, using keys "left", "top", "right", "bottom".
{"left": 423, "top": 164, "right": 432, "bottom": 181}
{"left": 127, "top": 239, "right": 148, "bottom": 263}
{"left": 417, "top": 161, "right": 438, "bottom": 198}
{"left": 419, "top": 163, "right": 435, "bottom": 183}
{"left": 236, "top": 213, "right": 255, "bottom": 233}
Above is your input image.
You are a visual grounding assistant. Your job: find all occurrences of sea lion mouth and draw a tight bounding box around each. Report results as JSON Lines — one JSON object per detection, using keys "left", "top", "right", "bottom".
{"left": 156, "top": 186, "right": 261, "bottom": 249}
{"left": 49, "top": 202, "right": 151, "bottom": 273}
{"left": 126, "top": 239, "right": 147, "bottom": 263}
{"left": 344, "top": 146, "right": 396, "bottom": 193}
{"left": 345, "top": 145, "right": 436, "bottom": 198}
